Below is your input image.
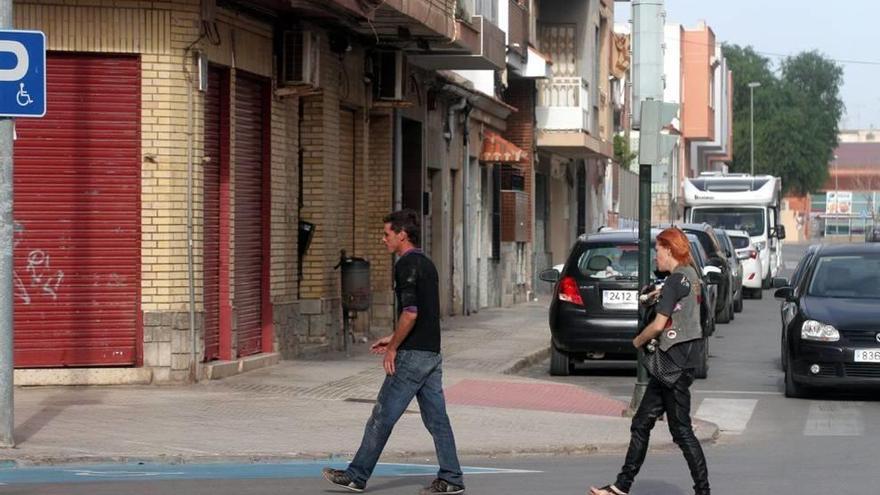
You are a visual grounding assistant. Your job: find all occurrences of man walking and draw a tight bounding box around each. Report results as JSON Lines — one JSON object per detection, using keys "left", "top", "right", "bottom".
{"left": 323, "top": 209, "right": 465, "bottom": 494}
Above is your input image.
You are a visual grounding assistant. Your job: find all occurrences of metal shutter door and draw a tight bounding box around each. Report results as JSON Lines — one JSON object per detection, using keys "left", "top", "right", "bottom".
{"left": 233, "top": 73, "right": 266, "bottom": 357}
{"left": 13, "top": 53, "right": 141, "bottom": 367}
{"left": 203, "top": 66, "right": 224, "bottom": 361}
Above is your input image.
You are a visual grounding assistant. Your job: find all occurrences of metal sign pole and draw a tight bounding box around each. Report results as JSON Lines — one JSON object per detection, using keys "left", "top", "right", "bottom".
{"left": 0, "top": 0, "right": 15, "bottom": 448}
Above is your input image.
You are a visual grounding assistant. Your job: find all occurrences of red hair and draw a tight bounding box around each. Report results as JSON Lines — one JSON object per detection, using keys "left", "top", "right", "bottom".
{"left": 657, "top": 227, "right": 695, "bottom": 266}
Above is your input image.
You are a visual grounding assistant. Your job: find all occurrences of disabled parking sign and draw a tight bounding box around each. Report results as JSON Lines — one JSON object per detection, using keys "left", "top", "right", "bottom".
{"left": 0, "top": 30, "right": 45, "bottom": 118}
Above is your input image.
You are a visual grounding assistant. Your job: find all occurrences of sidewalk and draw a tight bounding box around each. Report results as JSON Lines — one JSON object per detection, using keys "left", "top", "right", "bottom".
{"left": 2, "top": 301, "right": 718, "bottom": 465}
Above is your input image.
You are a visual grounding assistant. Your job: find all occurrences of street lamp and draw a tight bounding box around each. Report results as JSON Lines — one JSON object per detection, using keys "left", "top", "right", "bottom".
{"left": 748, "top": 82, "right": 761, "bottom": 176}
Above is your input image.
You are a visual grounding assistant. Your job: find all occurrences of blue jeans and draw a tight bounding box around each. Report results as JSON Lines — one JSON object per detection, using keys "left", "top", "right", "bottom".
{"left": 346, "top": 350, "right": 463, "bottom": 487}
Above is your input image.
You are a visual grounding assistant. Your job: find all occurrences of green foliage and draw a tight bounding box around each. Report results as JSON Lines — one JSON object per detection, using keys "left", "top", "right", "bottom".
{"left": 613, "top": 134, "right": 637, "bottom": 167}
{"left": 723, "top": 45, "right": 844, "bottom": 195}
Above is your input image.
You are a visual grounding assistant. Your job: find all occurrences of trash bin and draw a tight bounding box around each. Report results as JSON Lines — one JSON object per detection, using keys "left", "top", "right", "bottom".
{"left": 339, "top": 256, "right": 371, "bottom": 311}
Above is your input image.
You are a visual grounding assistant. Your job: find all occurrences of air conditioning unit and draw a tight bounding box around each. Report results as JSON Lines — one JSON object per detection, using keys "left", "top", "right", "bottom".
{"left": 280, "top": 30, "right": 320, "bottom": 87}
{"left": 370, "top": 50, "right": 404, "bottom": 101}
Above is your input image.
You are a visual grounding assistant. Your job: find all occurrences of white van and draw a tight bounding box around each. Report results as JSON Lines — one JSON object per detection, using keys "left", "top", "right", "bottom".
{"left": 683, "top": 173, "right": 785, "bottom": 288}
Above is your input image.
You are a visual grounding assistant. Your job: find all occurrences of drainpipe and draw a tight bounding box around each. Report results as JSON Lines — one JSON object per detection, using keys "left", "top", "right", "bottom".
{"left": 393, "top": 109, "right": 402, "bottom": 210}
{"left": 185, "top": 54, "right": 198, "bottom": 383}
{"left": 445, "top": 97, "right": 469, "bottom": 315}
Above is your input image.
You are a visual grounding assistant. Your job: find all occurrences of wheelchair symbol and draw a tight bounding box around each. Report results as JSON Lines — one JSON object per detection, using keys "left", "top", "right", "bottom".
{"left": 17, "top": 83, "right": 33, "bottom": 107}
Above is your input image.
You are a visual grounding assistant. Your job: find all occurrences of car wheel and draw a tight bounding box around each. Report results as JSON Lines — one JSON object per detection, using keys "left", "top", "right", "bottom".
{"left": 694, "top": 338, "right": 709, "bottom": 379}
{"left": 716, "top": 299, "right": 732, "bottom": 324}
{"left": 752, "top": 287, "right": 763, "bottom": 300}
{"left": 780, "top": 336, "right": 787, "bottom": 371}
{"left": 550, "top": 343, "right": 571, "bottom": 376}
{"left": 762, "top": 276, "right": 771, "bottom": 290}
{"left": 784, "top": 364, "right": 807, "bottom": 398}
{"left": 734, "top": 289, "right": 744, "bottom": 313}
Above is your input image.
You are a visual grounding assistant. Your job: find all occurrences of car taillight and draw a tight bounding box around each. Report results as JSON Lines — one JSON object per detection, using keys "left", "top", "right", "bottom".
{"left": 558, "top": 276, "right": 584, "bottom": 306}
{"left": 749, "top": 249, "right": 758, "bottom": 259}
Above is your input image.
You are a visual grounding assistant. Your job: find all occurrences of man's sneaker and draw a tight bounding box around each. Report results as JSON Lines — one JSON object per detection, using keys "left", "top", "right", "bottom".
{"left": 321, "top": 467, "right": 365, "bottom": 493}
{"left": 418, "top": 478, "right": 465, "bottom": 495}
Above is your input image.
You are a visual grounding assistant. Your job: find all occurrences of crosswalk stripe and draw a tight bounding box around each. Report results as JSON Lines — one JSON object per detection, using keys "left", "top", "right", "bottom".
{"left": 803, "top": 401, "right": 865, "bottom": 436}
{"left": 695, "top": 398, "right": 758, "bottom": 435}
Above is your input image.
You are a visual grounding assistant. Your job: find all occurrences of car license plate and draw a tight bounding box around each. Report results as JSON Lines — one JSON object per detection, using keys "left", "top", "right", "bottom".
{"left": 603, "top": 290, "right": 637, "bottom": 310}
{"left": 854, "top": 349, "right": 880, "bottom": 363}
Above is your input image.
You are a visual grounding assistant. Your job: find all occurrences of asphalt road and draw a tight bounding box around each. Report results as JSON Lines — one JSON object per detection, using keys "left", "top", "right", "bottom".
{"left": 3, "top": 244, "right": 879, "bottom": 494}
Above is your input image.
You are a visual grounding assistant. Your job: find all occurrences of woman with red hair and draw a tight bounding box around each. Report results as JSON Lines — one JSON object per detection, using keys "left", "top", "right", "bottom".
{"left": 590, "top": 227, "right": 710, "bottom": 495}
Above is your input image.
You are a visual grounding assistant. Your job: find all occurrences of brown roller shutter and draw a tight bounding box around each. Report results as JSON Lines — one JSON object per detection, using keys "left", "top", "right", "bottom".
{"left": 234, "top": 72, "right": 269, "bottom": 357}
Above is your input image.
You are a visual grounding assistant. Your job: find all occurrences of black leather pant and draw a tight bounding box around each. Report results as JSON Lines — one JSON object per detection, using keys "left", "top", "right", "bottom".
{"left": 615, "top": 370, "right": 710, "bottom": 494}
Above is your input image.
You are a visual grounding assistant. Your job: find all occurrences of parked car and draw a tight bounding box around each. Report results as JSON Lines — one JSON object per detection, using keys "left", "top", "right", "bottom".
{"left": 538, "top": 230, "right": 722, "bottom": 378}
{"left": 774, "top": 243, "right": 880, "bottom": 398}
{"left": 778, "top": 244, "right": 820, "bottom": 370}
{"left": 715, "top": 229, "right": 745, "bottom": 313}
{"left": 727, "top": 229, "right": 764, "bottom": 299}
{"left": 660, "top": 223, "right": 736, "bottom": 324}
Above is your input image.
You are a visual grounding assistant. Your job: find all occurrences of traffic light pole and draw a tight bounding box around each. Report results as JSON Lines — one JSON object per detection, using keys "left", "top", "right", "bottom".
{"left": 0, "top": 0, "right": 16, "bottom": 448}
{"left": 630, "top": 163, "right": 652, "bottom": 413}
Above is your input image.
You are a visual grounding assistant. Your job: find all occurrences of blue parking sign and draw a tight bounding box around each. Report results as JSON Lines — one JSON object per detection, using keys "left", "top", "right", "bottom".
{"left": 0, "top": 30, "right": 45, "bottom": 118}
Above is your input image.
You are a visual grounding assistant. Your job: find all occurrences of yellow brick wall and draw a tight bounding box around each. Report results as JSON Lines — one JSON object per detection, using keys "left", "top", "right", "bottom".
{"left": 16, "top": 0, "right": 294, "bottom": 314}
{"left": 365, "top": 113, "right": 394, "bottom": 294}
{"left": 300, "top": 36, "right": 343, "bottom": 300}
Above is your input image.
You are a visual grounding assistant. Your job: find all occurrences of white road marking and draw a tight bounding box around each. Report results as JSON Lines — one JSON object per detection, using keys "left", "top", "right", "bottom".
{"left": 804, "top": 401, "right": 865, "bottom": 436}
{"left": 693, "top": 390, "right": 779, "bottom": 396}
{"left": 695, "top": 398, "right": 758, "bottom": 435}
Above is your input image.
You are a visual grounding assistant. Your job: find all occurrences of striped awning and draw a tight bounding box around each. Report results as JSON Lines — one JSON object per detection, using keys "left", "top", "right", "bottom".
{"left": 480, "top": 130, "right": 525, "bottom": 164}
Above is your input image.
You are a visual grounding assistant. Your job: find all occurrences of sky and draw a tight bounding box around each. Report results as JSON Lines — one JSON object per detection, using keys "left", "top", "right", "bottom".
{"left": 614, "top": 0, "right": 880, "bottom": 130}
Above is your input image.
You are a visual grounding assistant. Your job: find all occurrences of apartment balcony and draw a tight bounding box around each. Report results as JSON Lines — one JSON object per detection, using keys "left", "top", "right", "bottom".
{"left": 408, "top": 14, "right": 506, "bottom": 70}
{"left": 536, "top": 76, "right": 613, "bottom": 159}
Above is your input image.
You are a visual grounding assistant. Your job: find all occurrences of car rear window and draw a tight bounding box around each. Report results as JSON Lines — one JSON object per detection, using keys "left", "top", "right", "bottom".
{"left": 573, "top": 244, "right": 655, "bottom": 280}
{"left": 808, "top": 254, "right": 880, "bottom": 299}
{"left": 729, "top": 236, "right": 750, "bottom": 249}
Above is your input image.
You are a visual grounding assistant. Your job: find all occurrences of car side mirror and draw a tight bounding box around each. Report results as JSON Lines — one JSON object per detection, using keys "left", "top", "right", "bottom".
{"left": 702, "top": 265, "right": 722, "bottom": 284}
{"left": 775, "top": 225, "right": 787, "bottom": 240}
{"left": 772, "top": 277, "right": 790, "bottom": 289}
{"left": 707, "top": 257, "right": 724, "bottom": 268}
{"left": 539, "top": 268, "right": 560, "bottom": 283}
{"left": 774, "top": 287, "right": 794, "bottom": 301}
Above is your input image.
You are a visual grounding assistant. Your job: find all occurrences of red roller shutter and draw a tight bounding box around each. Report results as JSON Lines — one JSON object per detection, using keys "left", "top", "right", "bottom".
{"left": 234, "top": 72, "right": 269, "bottom": 357}
{"left": 13, "top": 53, "right": 141, "bottom": 367}
{"left": 203, "top": 66, "right": 226, "bottom": 361}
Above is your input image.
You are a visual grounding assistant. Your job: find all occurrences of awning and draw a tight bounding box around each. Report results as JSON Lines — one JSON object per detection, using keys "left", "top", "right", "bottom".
{"left": 480, "top": 130, "right": 526, "bottom": 164}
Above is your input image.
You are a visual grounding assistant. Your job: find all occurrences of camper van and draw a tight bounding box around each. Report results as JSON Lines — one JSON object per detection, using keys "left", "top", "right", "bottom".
{"left": 683, "top": 173, "right": 785, "bottom": 290}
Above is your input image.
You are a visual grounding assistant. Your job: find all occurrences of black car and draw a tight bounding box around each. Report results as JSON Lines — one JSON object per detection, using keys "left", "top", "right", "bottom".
{"left": 539, "top": 230, "right": 722, "bottom": 377}
{"left": 662, "top": 223, "right": 736, "bottom": 324}
{"left": 775, "top": 243, "right": 880, "bottom": 398}
{"left": 716, "top": 229, "right": 745, "bottom": 314}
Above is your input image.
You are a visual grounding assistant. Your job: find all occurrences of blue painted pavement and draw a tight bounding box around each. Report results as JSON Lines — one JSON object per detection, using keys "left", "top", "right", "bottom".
{"left": 0, "top": 460, "right": 540, "bottom": 485}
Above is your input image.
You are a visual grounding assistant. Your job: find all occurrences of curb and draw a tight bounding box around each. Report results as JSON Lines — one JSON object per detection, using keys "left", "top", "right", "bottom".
{"left": 500, "top": 346, "right": 551, "bottom": 375}
{"left": 0, "top": 422, "right": 719, "bottom": 468}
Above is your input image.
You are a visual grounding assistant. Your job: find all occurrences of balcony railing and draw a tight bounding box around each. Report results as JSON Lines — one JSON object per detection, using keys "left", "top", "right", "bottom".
{"left": 536, "top": 77, "right": 592, "bottom": 133}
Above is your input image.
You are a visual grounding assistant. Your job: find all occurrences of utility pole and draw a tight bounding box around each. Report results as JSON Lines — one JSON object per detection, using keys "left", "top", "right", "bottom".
{"left": 631, "top": 98, "right": 678, "bottom": 410}
{"left": 0, "top": 0, "right": 16, "bottom": 448}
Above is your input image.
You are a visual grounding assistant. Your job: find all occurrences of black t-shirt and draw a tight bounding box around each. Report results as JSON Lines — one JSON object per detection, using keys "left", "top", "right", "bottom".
{"left": 655, "top": 272, "right": 702, "bottom": 370}
{"left": 395, "top": 250, "right": 442, "bottom": 353}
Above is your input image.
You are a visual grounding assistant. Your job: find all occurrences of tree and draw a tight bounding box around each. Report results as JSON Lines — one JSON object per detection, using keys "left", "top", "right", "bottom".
{"left": 723, "top": 45, "right": 844, "bottom": 195}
